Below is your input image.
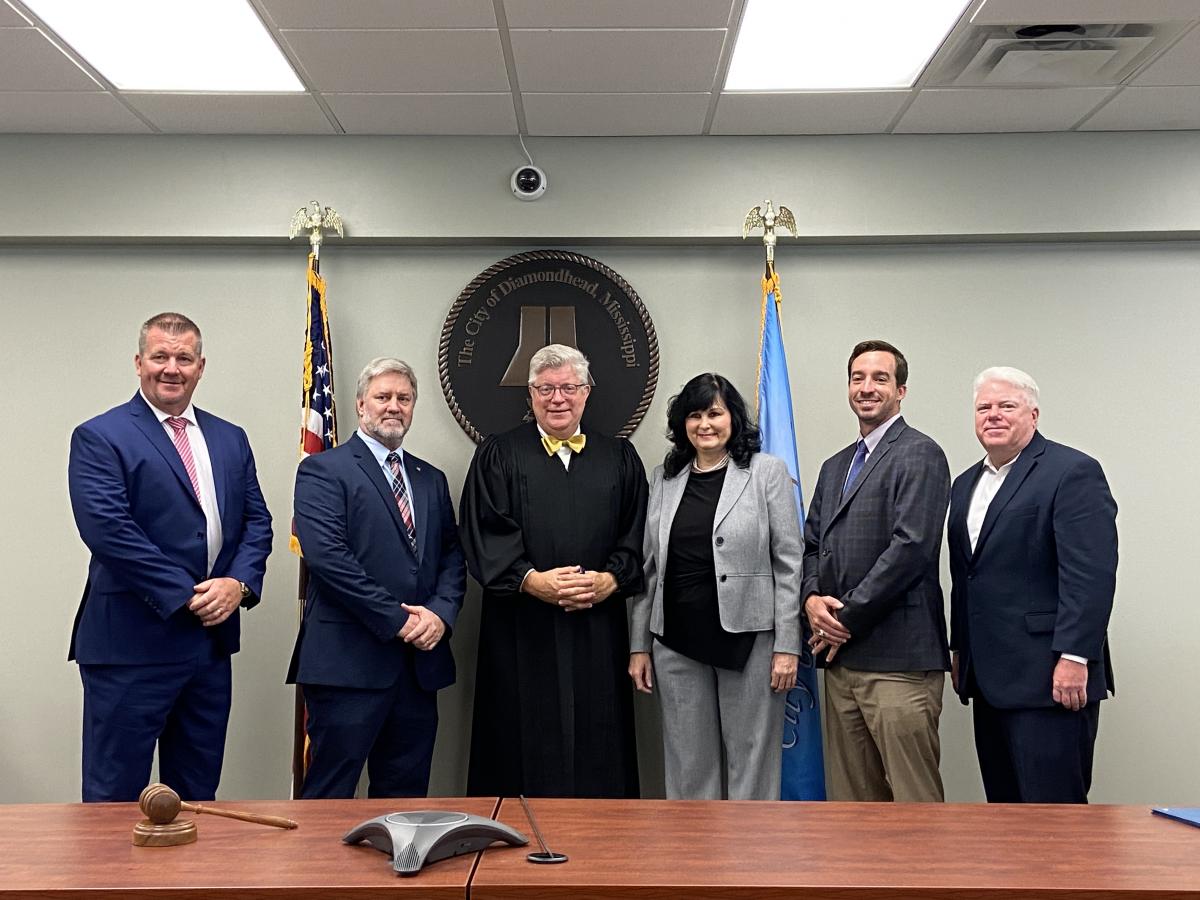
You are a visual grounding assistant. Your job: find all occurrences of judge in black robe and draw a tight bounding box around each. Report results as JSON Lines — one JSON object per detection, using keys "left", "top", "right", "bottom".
{"left": 460, "top": 345, "right": 648, "bottom": 798}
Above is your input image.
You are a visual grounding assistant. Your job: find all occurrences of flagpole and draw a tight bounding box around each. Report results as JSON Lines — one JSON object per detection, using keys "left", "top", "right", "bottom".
{"left": 745, "top": 201, "right": 826, "bottom": 800}
{"left": 287, "top": 202, "right": 344, "bottom": 797}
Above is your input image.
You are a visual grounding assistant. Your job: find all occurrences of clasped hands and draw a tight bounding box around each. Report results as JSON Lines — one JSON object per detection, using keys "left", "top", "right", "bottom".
{"left": 187, "top": 577, "right": 242, "bottom": 627}
{"left": 397, "top": 604, "right": 446, "bottom": 651}
{"left": 805, "top": 594, "right": 851, "bottom": 662}
{"left": 524, "top": 566, "right": 616, "bottom": 612}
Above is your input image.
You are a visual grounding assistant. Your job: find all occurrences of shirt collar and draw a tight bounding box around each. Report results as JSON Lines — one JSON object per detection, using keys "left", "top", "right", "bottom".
{"left": 983, "top": 451, "right": 1021, "bottom": 476}
{"left": 141, "top": 390, "right": 197, "bottom": 426}
{"left": 859, "top": 412, "right": 901, "bottom": 453}
{"left": 357, "top": 428, "right": 404, "bottom": 465}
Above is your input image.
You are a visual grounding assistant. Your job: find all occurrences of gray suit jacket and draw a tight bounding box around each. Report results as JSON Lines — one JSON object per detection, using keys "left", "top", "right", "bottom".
{"left": 630, "top": 452, "right": 803, "bottom": 656}
{"left": 802, "top": 417, "right": 950, "bottom": 672}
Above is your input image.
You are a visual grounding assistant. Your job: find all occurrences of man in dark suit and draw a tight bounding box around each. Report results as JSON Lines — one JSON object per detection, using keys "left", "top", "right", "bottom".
{"left": 804, "top": 340, "right": 950, "bottom": 802}
{"left": 68, "top": 312, "right": 273, "bottom": 802}
{"left": 289, "top": 357, "right": 465, "bottom": 798}
{"left": 948, "top": 367, "right": 1116, "bottom": 803}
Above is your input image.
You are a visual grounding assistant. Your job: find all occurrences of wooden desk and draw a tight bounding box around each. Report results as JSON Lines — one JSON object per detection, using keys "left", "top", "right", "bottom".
{"left": 0, "top": 797, "right": 503, "bottom": 900}
{"left": 472, "top": 799, "right": 1200, "bottom": 900}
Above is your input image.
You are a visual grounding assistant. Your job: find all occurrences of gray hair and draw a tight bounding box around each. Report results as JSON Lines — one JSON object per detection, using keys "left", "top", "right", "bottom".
{"left": 974, "top": 366, "right": 1039, "bottom": 409}
{"left": 356, "top": 357, "right": 419, "bottom": 401}
{"left": 139, "top": 312, "right": 202, "bottom": 356}
{"left": 528, "top": 344, "right": 590, "bottom": 385}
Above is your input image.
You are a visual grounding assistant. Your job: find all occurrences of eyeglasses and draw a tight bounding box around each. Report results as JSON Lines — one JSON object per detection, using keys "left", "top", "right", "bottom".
{"left": 531, "top": 383, "right": 589, "bottom": 398}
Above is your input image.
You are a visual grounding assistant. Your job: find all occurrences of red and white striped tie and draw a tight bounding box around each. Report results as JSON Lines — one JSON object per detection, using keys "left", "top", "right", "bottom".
{"left": 386, "top": 451, "right": 418, "bottom": 553}
{"left": 166, "top": 416, "right": 202, "bottom": 502}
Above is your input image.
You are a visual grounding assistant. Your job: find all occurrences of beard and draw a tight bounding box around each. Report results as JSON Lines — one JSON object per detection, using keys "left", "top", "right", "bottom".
{"left": 362, "top": 416, "right": 407, "bottom": 447}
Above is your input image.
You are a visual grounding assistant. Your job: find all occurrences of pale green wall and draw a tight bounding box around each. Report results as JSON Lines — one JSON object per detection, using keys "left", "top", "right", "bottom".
{"left": 0, "top": 132, "right": 1196, "bottom": 805}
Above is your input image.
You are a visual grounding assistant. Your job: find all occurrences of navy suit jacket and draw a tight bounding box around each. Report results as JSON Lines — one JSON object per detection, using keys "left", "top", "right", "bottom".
{"left": 287, "top": 434, "right": 465, "bottom": 692}
{"left": 68, "top": 393, "right": 273, "bottom": 664}
{"left": 948, "top": 431, "right": 1117, "bottom": 709}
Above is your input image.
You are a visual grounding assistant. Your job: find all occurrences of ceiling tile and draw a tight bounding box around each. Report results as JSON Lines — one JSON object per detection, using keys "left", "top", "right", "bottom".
{"left": 325, "top": 93, "right": 517, "bottom": 134}
{"left": 0, "top": 92, "right": 149, "bottom": 132}
{"left": 972, "top": 0, "right": 1200, "bottom": 25}
{"left": 0, "top": 28, "right": 99, "bottom": 91}
{"left": 124, "top": 93, "right": 335, "bottom": 134}
{"left": 1079, "top": 85, "right": 1200, "bottom": 129}
{"left": 281, "top": 29, "right": 508, "bottom": 92}
{"left": 0, "top": 5, "right": 30, "bottom": 25}
{"left": 524, "top": 92, "right": 709, "bottom": 135}
{"left": 711, "top": 91, "right": 909, "bottom": 134}
{"left": 504, "top": 0, "right": 735, "bottom": 28}
{"left": 1132, "top": 25, "right": 1200, "bottom": 85}
{"left": 895, "top": 87, "right": 1112, "bottom": 132}
{"left": 511, "top": 28, "right": 725, "bottom": 92}
{"left": 258, "top": 0, "right": 497, "bottom": 29}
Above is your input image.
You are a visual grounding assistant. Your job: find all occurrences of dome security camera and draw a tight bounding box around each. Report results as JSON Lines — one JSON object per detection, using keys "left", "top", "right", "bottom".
{"left": 511, "top": 165, "right": 547, "bottom": 201}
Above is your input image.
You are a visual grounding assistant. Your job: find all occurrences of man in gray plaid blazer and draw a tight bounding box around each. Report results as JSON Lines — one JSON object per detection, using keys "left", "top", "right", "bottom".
{"left": 803, "top": 340, "right": 950, "bottom": 802}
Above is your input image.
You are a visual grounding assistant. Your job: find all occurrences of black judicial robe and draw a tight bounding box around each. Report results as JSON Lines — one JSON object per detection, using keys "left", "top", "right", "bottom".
{"left": 460, "top": 422, "right": 648, "bottom": 798}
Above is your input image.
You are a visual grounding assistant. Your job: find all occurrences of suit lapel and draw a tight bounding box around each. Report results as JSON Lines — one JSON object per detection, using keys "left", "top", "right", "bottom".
{"left": 972, "top": 432, "right": 1045, "bottom": 560}
{"left": 832, "top": 418, "right": 907, "bottom": 520}
{"left": 128, "top": 394, "right": 202, "bottom": 509}
{"left": 194, "top": 408, "right": 228, "bottom": 523}
{"left": 713, "top": 462, "right": 751, "bottom": 530}
{"left": 950, "top": 462, "right": 984, "bottom": 564}
{"left": 405, "top": 452, "right": 430, "bottom": 562}
{"left": 659, "top": 467, "right": 690, "bottom": 553}
{"left": 351, "top": 434, "right": 417, "bottom": 559}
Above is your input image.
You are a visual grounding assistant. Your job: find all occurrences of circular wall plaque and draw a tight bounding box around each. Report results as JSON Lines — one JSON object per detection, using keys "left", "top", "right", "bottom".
{"left": 439, "top": 250, "right": 659, "bottom": 442}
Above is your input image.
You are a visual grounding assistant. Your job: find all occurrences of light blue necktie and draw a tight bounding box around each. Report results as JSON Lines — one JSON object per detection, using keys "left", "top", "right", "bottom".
{"left": 841, "top": 440, "right": 868, "bottom": 499}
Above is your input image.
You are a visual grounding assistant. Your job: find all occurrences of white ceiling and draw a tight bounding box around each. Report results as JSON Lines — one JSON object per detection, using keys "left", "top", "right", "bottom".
{"left": 2, "top": 0, "right": 1199, "bottom": 135}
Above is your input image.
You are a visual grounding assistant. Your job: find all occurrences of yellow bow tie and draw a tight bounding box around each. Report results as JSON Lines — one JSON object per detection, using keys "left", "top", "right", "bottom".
{"left": 542, "top": 433, "right": 586, "bottom": 456}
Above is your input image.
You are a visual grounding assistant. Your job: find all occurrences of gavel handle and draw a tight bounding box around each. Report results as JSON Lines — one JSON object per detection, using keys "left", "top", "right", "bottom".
{"left": 180, "top": 801, "right": 299, "bottom": 830}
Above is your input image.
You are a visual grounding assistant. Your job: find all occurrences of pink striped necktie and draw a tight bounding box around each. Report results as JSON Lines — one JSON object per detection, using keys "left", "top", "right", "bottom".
{"left": 386, "top": 451, "right": 418, "bottom": 554}
{"left": 166, "top": 416, "right": 202, "bottom": 502}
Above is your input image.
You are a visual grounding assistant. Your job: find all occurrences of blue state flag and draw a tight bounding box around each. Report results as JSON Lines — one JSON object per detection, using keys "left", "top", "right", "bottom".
{"left": 756, "top": 271, "right": 826, "bottom": 801}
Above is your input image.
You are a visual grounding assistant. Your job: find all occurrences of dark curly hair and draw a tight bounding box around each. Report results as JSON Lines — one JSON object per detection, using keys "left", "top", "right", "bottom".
{"left": 663, "top": 373, "right": 761, "bottom": 478}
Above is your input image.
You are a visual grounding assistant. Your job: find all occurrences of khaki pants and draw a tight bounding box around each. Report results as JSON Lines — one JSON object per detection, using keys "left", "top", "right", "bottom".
{"left": 823, "top": 666, "right": 945, "bottom": 802}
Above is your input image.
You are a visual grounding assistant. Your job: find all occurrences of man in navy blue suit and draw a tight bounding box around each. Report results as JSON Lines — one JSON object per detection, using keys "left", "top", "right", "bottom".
{"left": 949, "top": 366, "right": 1117, "bottom": 803}
{"left": 288, "top": 358, "right": 465, "bottom": 798}
{"left": 68, "top": 312, "right": 273, "bottom": 802}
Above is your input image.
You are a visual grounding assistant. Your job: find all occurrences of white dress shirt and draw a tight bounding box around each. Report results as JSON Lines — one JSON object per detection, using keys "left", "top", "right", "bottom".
{"left": 966, "top": 453, "right": 1019, "bottom": 553}
{"left": 142, "top": 391, "right": 223, "bottom": 575}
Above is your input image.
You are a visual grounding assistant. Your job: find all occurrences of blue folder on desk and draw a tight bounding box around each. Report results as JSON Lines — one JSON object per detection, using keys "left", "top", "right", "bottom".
{"left": 1152, "top": 807, "right": 1200, "bottom": 829}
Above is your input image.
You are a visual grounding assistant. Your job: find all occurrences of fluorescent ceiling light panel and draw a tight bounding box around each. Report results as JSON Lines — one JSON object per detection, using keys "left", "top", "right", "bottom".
{"left": 22, "top": 0, "right": 304, "bottom": 91}
{"left": 725, "top": 0, "right": 969, "bottom": 90}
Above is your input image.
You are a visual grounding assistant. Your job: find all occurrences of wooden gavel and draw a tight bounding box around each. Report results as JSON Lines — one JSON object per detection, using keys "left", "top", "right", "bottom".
{"left": 139, "top": 783, "right": 298, "bottom": 830}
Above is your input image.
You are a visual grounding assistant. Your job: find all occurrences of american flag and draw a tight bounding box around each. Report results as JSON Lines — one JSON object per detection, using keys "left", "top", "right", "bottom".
{"left": 290, "top": 253, "right": 337, "bottom": 556}
{"left": 293, "top": 252, "right": 337, "bottom": 793}
{"left": 301, "top": 253, "right": 337, "bottom": 458}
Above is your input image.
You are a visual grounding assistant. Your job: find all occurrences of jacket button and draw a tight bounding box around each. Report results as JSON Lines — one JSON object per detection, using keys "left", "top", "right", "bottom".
{"left": 822, "top": 548, "right": 831, "bottom": 557}
{"left": 196, "top": 532, "right": 204, "bottom": 539}
{"left": 410, "top": 567, "right": 419, "bottom": 575}
{"left": 715, "top": 536, "right": 724, "bottom": 546}
{"left": 968, "top": 573, "right": 975, "bottom": 580}
{"left": 719, "top": 575, "right": 727, "bottom": 583}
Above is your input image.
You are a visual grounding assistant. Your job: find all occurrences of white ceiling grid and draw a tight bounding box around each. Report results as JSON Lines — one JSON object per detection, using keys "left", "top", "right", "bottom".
{"left": 0, "top": 0, "right": 1198, "bottom": 135}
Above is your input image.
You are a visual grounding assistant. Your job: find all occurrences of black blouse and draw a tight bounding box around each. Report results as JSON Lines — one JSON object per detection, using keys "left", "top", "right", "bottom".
{"left": 659, "top": 467, "right": 756, "bottom": 671}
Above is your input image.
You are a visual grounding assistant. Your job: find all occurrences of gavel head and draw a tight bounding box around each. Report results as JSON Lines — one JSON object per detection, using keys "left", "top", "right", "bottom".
{"left": 139, "top": 783, "right": 182, "bottom": 825}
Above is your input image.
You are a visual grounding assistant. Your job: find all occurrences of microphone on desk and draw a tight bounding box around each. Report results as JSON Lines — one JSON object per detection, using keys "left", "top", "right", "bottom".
{"left": 520, "top": 795, "right": 568, "bottom": 864}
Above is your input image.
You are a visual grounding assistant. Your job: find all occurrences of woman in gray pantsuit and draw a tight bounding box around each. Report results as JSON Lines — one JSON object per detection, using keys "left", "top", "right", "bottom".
{"left": 628, "top": 373, "right": 803, "bottom": 800}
